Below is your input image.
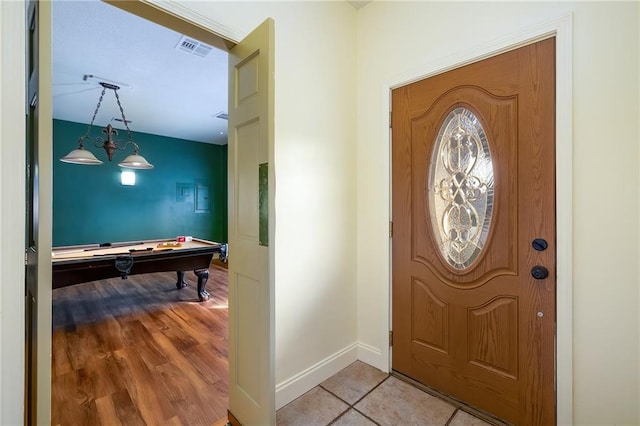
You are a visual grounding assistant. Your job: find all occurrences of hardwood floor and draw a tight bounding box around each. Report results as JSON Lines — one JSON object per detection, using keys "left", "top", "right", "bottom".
{"left": 51, "top": 264, "right": 229, "bottom": 426}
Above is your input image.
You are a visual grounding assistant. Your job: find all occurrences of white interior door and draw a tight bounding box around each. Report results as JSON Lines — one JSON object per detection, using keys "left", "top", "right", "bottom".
{"left": 227, "top": 18, "right": 275, "bottom": 425}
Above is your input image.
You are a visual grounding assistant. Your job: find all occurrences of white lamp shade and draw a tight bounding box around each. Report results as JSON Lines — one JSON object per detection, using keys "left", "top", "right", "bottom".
{"left": 60, "top": 148, "right": 103, "bottom": 165}
{"left": 118, "top": 153, "right": 153, "bottom": 169}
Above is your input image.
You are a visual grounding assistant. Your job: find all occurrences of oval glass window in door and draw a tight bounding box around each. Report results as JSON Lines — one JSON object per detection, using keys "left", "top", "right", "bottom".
{"left": 428, "top": 107, "right": 494, "bottom": 270}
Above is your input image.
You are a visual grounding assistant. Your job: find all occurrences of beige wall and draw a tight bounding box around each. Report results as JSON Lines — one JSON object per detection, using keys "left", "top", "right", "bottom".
{"left": 356, "top": 1, "right": 639, "bottom": 425}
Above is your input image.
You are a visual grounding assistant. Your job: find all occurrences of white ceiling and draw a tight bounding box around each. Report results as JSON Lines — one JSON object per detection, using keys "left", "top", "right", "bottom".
{"left": 52, "top": 0, "right": 229, "bottom": 145}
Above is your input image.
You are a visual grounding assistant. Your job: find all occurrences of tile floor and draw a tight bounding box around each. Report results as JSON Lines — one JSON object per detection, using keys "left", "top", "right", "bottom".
{"left": 276, "top": 361, "right": 501, "bottom": 426}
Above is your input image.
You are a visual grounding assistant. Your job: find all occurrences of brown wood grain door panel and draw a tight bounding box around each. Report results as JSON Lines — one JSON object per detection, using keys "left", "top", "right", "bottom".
{"left": 392, "top": 38, "right": 556, "bottom": 425}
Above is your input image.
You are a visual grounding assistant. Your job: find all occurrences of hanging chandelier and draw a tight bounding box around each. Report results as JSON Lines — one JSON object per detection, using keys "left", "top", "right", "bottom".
{"left": 60, "top": 82, "right": 153, "bottom": 169}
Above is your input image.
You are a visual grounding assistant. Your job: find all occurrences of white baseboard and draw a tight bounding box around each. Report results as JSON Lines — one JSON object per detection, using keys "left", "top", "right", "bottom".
{"left": 275, "top": 341, "right": 390, "bottom": 410}
{"left": 275, "top": 343, "right": 358, "bottom": 409}
{"left": 357, "top": 342, "right": 388, "bottom": 373}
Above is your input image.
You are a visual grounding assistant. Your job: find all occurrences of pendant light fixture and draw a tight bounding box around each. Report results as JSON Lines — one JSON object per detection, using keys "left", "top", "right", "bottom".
{"left": 60, "top": 82, "right": 153, "bottom": 169}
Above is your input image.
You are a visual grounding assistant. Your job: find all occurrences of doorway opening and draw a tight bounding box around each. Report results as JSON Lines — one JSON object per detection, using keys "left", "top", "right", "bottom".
{"left": 50, "top": 2, "right": 233, "bottom": 423}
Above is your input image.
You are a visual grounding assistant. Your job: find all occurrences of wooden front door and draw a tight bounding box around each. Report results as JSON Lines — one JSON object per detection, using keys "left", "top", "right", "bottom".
{"left": 391, "top": 38, "right": 555, "bottom": 425}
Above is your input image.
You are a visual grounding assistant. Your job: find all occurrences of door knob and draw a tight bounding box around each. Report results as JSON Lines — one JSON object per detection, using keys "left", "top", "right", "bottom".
{"left": 531, "top": 265, "right": 549, "bottom": 280}
{"left": 532, "top": 238, "right": 548, "bottom": 251}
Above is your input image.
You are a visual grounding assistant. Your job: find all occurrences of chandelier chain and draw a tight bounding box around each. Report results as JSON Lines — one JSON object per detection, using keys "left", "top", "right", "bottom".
{"left": 113, "top": 89, "right": 135, "bottom": 144}
{"left": 82, "top": 86, "right": 107, "bottom": 140}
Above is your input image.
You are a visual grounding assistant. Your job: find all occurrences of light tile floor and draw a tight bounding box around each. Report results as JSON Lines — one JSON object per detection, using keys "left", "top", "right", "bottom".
{"left": 276, "top": 361, "right": 500, "bottom": 426}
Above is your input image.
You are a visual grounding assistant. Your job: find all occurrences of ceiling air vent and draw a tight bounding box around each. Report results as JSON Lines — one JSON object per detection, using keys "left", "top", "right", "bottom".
{"left": 176, "top": 35, "right": 213, "bottom": 58}
{"left": 214, "top": 112, "right": 228, "bottom": 120}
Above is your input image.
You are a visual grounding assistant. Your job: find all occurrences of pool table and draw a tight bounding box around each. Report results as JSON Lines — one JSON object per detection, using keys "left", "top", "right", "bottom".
{"left": 52, "top": 238, "right": 227, "bottom": 302}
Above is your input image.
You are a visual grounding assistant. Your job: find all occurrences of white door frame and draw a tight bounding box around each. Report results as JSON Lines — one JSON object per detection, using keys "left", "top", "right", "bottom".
{"left": 385, "top": 14, "right": 573, "bottom": 426}
{"left": 0, "top": 2, "right": 28, "bottom": 423}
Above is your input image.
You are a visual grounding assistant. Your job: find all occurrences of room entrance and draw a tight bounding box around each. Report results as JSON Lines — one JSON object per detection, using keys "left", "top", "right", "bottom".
{"left": 42, "top": 2, "right": 274, "bottom": 424}
{"left": 391, "top": 38, "right": 556, "bottom": 424}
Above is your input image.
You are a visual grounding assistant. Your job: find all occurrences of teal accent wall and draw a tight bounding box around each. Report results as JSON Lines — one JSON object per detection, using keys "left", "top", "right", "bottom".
{"left": 53, "top": 119, "right": 227, "bottom": 246}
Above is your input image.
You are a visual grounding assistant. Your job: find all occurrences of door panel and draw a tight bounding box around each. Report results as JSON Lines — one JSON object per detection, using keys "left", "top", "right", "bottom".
{"left": 411, "top": 86, "right": 518, "bottom": 286}
{"left": 392, "top": 39, "right": 555, "bottom": 425}
{"left": 227, "top": 18, "right": 275, "bottom": 425}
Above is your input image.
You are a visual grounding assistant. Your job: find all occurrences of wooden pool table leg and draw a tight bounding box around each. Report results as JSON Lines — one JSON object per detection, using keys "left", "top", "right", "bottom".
{"left": 195, "top": 269, "right": 210, "bottom": 302}
{"left": 176, "top": 271, "right": 188, "bottom": 289}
